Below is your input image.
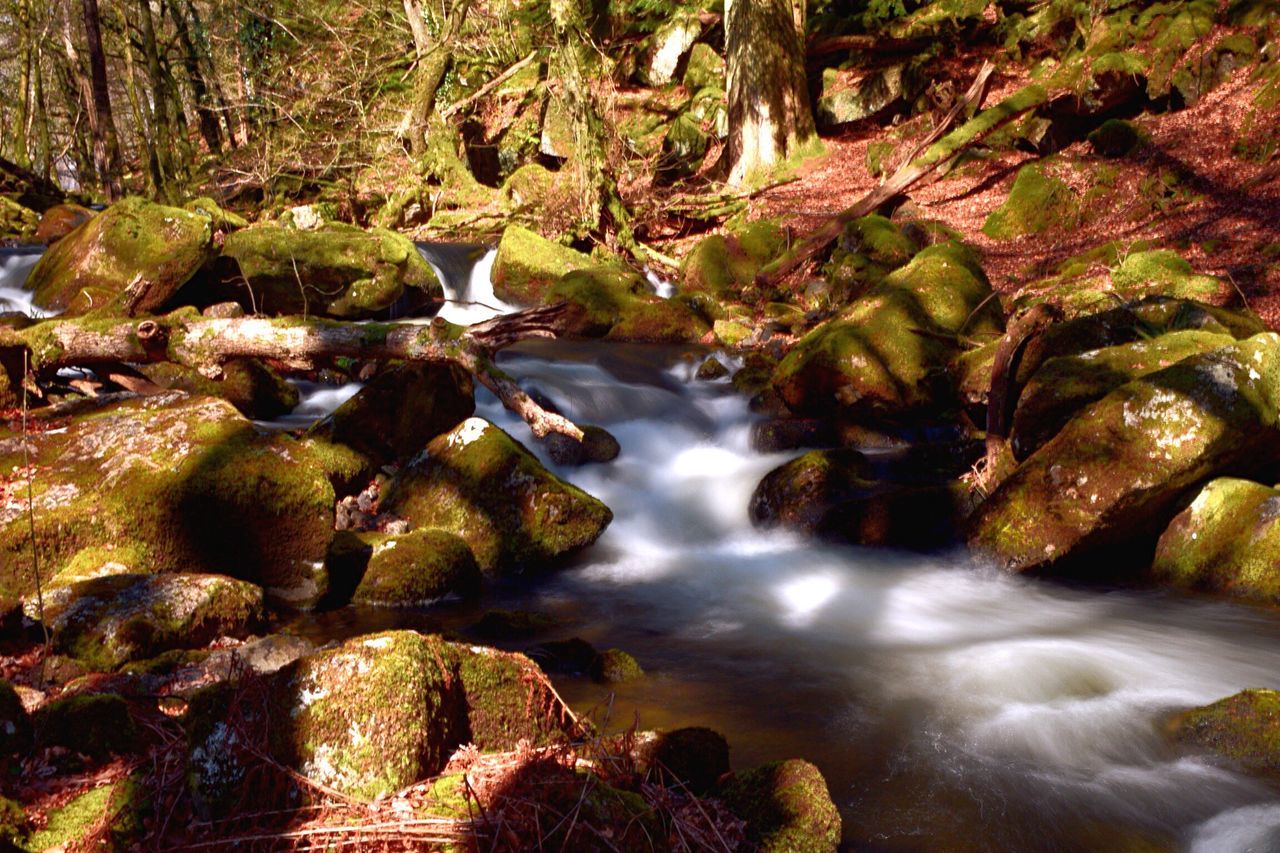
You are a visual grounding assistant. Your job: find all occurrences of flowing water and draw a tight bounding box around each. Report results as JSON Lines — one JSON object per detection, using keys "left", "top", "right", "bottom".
{"left": 0, "top": 247, "right": 44, "bottom": 316}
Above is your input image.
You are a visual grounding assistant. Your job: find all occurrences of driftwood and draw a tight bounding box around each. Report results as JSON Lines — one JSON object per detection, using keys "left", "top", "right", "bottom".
{"left": 755, "top": 62, "right": 1053, "bottom": 289}
{"left": 5, "top": 303, "right": 585, "bottom": 442}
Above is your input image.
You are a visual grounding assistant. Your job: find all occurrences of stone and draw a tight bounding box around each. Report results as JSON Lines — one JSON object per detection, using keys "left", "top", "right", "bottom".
{"left": 350, "top": 529, "right": 482, "bottom": 606}
{"left": 589, "top": 648, "right": 644, "bottom": 683}
{"left": 982, "top": 164, "right": 1080, "bottom": 240}
{"left": 490, "top": 224, "right": 591, "bottom": 305}
{"left": 1167, "top": 689, "right": 1280, "bottom": 779}
{"left": 639, "top": 11, "right": 702, "bottom": 86}
{"left": 818, "top": 64, "right": 913, "bottom": 127}
{"left": 34, "top": 203, "right": 94, "bottom": 245}
{"left": 717, "top": 759, "right": 842, "bottom": 853}
{"left": 138, "top": 358, "right": 301, "bottom": 421}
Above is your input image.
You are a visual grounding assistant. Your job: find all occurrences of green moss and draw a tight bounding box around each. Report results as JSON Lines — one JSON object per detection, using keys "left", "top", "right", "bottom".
{"left": 35, "top": 694, "right": 142, "bottom": 758}
{"left": 1111, "top": 250, "right": 1225, "bottom": 302}
{"left": 184, "top": 197, "right": 249, "bottom": 231}
{"left": 452, "top": 642, "right": 572, "bottom": 749}
{"left": 983, "top": 165, "right": 1080, "bottom": 240}
{"left": 683, "top": 42, "right": 724, "bottom": 91}
{"left": 0, "top": 795, "right": 27, "bottom": 848}
{"left": 0, "top": 196, "right": 38, "bottom": 242}
{"left": 590, "top": 648, "right": 644, "bottom": 683}
{"left": 1087, "top": 119, "right": 1146, "bottom": 157}
{"left": 1167, "top": 689, "right": 1280, "bottom": 778}
{"left": 490, "top": 224, "right": 592, "bottom": 305}
{"left": 549, "top": 265, "right": 708, "bottom": 343}
{"left": 717, "top": 759, "right": 841, "bottom": 853}
{"left": 650, "top": 727, "right": 729, "bottom": 793}
{"left": 24, "top": 787, "right": 111, "bottom": 851}
{"left": 680, "top": 219, "right": 788, "bottom": 300}
{"left": 351, "top": 529, "right": 481, "bottom": 606}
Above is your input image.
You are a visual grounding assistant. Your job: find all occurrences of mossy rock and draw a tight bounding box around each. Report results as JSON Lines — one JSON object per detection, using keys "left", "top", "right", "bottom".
{"left": 309, "top": 361, "right": 474, "bottom": 467}
{"left": 0, "top": 680, "right": 30, "bottom": 756}
{"left": 501, "top": 163, "right": 557, "bottom": 214}
{"left": 0, "top": 393, "right": 339, "bottom": 609}
{"left": 773, "top": 242, "right": 1002, "bottom": 423}
{"left": 969, "top": 334, "right": 1280, "bottom": 574}
{"left": 1167, "top": 689, "right": 1280, "bottom": 779}
{"left": 697, "top": 356, "right": 730, "bottom": 380}
{"left": 821, "top": 215, "right": 919, "bottom": 304}
{"left": 138, "top": 358, "right": 300, "bottom": 420}
{"left": 589, "top": 648, "right": 644, "bottom": 683}
{"left": 45, "top": 573, "right": 264, "bottom": 670}
{"left": 680, "top": 219, "right": 788, "bottom": 301}
{"left": 1172, "top": 33, "right": 1258, "bottom": 107}
{"left": 23, "top": 774, "right": 147, "bottom": 850}
{"left": 656, "top": 114, "right": 709, "bottom": 182}
{"left": 33, "top": 203, "right": 94, "bottom": 245}
{"left": 183, "top": 197, "right": 249, "bottom": 232}
{"left": 1011, "top": 329, "right": 1235, "bottom": 459}
{"left": 649, "top": 727, "right": 729, "bottom": 794}
{"left": 549, "top": 265, "right": 710, "bottom": 343}
{"left": 350, "top": 529, "right": 481, "bottom": 606}
{"left": 1151, "top": 478, "right": 1280, "bottom": 604}
{"left": 717, "top": 759, "right": 842, "bottom": 853}
{"left": 34, "top": 693, "right": 143, "bottom": 758}
{"left": 818, "top": 64, "right": 914, "bottom": 127}
{"left": 982, "top": 165, "right": 1080, "bottom": 240}
{"left": 0, "top": 196, "right": 39, "bottom": 242}
{"left": 638, "top": 10, "right": 702, "bottom": 86}
{"left": 683, "top": 42, "right": 724, "bottom": 91}
{"left": 219, "top": 224, "right": 440, "bottom": 318}
{"left": 1087, "top": 119, "right": 1146, "bottom": 157}
{"left": 382, "top": 418, "right": 612, "bottom": 574}
{"left": 25, "top": 196, "right": 215, "bottom": 316}
{"left": 1111, "top": 250, "right": 1228, "bottom": 304}
{"left": 490, "top": 225, "right": 591, "bottom": 306}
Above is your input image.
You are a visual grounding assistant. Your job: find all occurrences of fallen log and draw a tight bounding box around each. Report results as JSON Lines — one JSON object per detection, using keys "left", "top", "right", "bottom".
{"left": 3, "top": 303, "right": 585, "bottom": 442}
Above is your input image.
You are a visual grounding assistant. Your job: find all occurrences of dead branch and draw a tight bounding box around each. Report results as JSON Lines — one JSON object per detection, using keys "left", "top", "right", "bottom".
{"left": 442, "top": 51, "right": 539, "bottom": 118}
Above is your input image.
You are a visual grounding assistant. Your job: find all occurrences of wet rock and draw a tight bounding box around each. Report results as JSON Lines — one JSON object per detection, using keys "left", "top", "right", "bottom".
{"left": 34, "top": 693, "right": 143, "bottom": 759}
{"left": 773, "top": 242, "right": 1003, "bottom": 423}
{"left": 45, "top": 573, "right": 264, "bottom": 670}
{"left": 969, "top": 334, "right": 1280, "bottom": 574}
{"left": 382, "top": 418, "right": 612, "bottom": 574}
{"left": 1011, "top": 329, "right": 1234, "bottom": 459}
{"left": 1151, "top": 478, "right": 1280, "bottom": 604}
{"left": 25, "top": 196, "right": 215, "bottom": 315}
{"left": 34, "top": 203, "right": 94, "bottom": 244}
{"left": 549, "top": 265, "right": 710, "bottom": 343}
{"left": 982, "top": 164, "right": 1080, "bottom": 240}
{"left": 528, "top": 637, "right": 597, "bottom": 674}
{"left": 218, "top": 224, "right": 440, "bottom": 317}
{"left": 1166, "top": 689, "right": 1280, "bottom": 778}
{"left": 490, "top": 225, "right": 590, "bottom": 306}
{"left": 717, "top": 759, "right": 842, "bottom": 853}
{"left": 310, "top": 361, "right": 474, "bottom": 467}
{"left": 0, "top": 393, "right": 343, "bottom": 609}
{"left": 473, "top": 609, "right": 561, "bottom": 640}
{"left": 649, "top": 727, "right": 730, "bottom": 794}
{"left": 350, "top": 528, "right": 482, "bottom": 606}
{"left": 696, "top": 356, "right": 729, "bottom": 380}
{"left": 544, "top": 424, "right": 621, "bottom": 466}
{"left": 138, "top": 358, "right": 300, "bottom": 420}
{"left": 590, "top": 648, "right": 644, "bottom": 683}
{"left": 750, "top": 418, "right": 837, "bottom": 452}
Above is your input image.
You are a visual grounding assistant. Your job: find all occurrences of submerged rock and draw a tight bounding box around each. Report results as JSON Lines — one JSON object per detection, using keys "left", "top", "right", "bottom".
{"left": 382, "top": 418, "right": 612, "bottom": 574}
{"left": 1151, "top": 478, "right": 1280, "bottom": 604}
{"left": 969, "top": 334, "right": 1280, "bottom": 574}
{"left": 1167, "top": 689, "right": 1280, "bottom": 779}
{"left": 45, "top": 573, "right": 264, "bottom": 670}
{"left": 717, "top": 759, "right": 842, "bottom": 853}
{"left": 25, "top": 196, "right": 215, "bottom": 315}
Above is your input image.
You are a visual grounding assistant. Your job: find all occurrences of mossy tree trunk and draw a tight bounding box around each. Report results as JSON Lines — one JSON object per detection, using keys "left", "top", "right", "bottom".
{"left": 170, "top": 0, "right": 223, "bottom": 153}
{"left": 79, "top": 0, "right": 125, "bottom": 200}
{"left": 721, "top": 0, "right": 816, "bottom": 187}
{"left": 12, "top": 0, "right": 32, "bottom": 170}
{"left": 402, "top": 0, "right": 473, "bottom": 158}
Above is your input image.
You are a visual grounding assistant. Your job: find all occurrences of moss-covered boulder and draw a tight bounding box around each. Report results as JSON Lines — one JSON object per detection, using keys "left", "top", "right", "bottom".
{"left": 490, "top": 225, "right": 591, "bottom": 306}
{"left": 22, "top": 774, "right": 147, "bottom": 850}
{"left": 818, "top": 64, "right": 915, "bottom": 127}
{"left": 219, "top": 224, "right": 440, "bottom": 318}
{"left": 0, "top": 393, "right": 341, "bottom": 609}
{"left": 34, "top": 203, "right": 94, "bottom": 245}
{"left": 969, "top": 334, "right": 1280, "bottom": 574}
{"left": 717, "top": 759, "right": 841, "bottom": 853}
{"left": 820, "top": 214, "right": 920, "bottom": 307}
{"left": 138, "top": 358, "right": 300, "bottom": 420}
{"left": 656, "top": 114, "right": 710, "bottom": 182}
{"left": 1010, "top": 329, "right": 1235, "bottom": 458}
{"left": 25, "top": 196, "right": 215, "bottom": 316}
{"left": 1166, "top": 689, "right": 1280, "bottom": 779}
{"left": 0, "top": 196, "right": 39, "bottom": 242}
{"left": 683, "top": 42, "right": 724, "bottom": 92}
{"left": 648, "top": 727, "right": 730, "bottom": 794}
{"left": 548, "top": 265, "right": 710, "bottom": 343}
{"left": 589, "top": 648, "right": 644, "bottom": 683}
{"left": 350, "top": 529, "right": 481, "bottom": 606}
{"left": 982, "top": 165, "right": 1080, "bottom": 240}
{"left": 33, "top": 693, "right": 143, "bottom": 758}
{"left": 45, "top": 573, "right": 264, "bottom": 670}
{"left": 183, "top": 197, "right": 249, "bottom": 232}
{"left": 309, "top": 361, "right": 474, "bottom": 466}
{"left": 680, "top": 219, "right": 788, "bottom": 301}
{"left": 1110, "top": 250, "right": 1229, "bottom": 304}
{"left": 1087, "top": 119, "right": 1145, "bottom": 157}
{"left": 1151, "top": 478, "right": 1280, "bottom": 603}
{"left": 382, "top": 418, "right": 612, "bottom": 574}
{"left": 639, "top": 10, "right": 702, "bottom": 86}
{"left": 773, "top": 242, "right": 1002, "bottom": 423}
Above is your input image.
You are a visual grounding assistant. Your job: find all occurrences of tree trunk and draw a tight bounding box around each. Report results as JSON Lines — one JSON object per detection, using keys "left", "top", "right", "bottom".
{"left": 137, "top": 0, "right": 178, "bottom": 200}
{"left": 79, "top": 0, "right": 124, "bottom": 200}
{"left": 181, "top": 0, "right": 238, "bottom": 148}
{"left": 170, "top": 0, "right": 223, "bottom": 152}
{"left": 14, "top": 0, "right": 33, "bottom": 169}
{"left": 402, "top": 0, "right": 472, "bottom": 158}
{"left": 33, "top": 45, "right": 54, "bottom": 181}
{"left": 721, "top": 0, "right": 816, "bottom": 187}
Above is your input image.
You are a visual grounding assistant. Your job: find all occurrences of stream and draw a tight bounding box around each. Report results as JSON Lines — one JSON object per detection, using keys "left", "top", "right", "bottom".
{"left": 6, "top": 244, "right": 1280, "bottom": 849}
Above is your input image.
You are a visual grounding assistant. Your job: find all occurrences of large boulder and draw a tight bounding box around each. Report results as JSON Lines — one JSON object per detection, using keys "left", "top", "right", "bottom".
{"left": 982, "top": 164, "right": 1080, "bottom": 240}
{"left": 34, "top": 203, "right": 94, "bottom": 245}
{"left": 0, "top": 393, "right": 349, "bottom": 609}
{"left": 548, "top": 265, "right": 710, "bottom": 343}
{"left": 680, "top": 219, "right": 789, "bottom": 301}
{"left": 349, "top": 529, "right": 481, "bottom": 606}
{"left": 381, "top": 418, "right": 612, "bottom": 574}
{"left": 817, "top": 64, "right": 916, "bottom": 127}
{"left": 218, "top": 224, "right": 440, "bottom": 317}
{"left": 137, "top": 358, "right": 300, "bottom": 421}
{"left": 638, "top": 10, "right": 702, "bottom": 86}
{"left": 24, "top": 197, "right": 215, "bottom": 315}
{"left": 45, "top": 573, "right": 264, "bottom": 670}
{"left": 1150, "top": 478, "right": 1280, "bottom": 604}
{"left": 717, "top": 759, "right": 842, "bottom": 853}
{"left": 773, "top": 242, "right": 1003, "bottom": 423}
{"left": 1166, "top": 689, "right": 1280, "bottom": 779}
{"left": 969, "top": 334, "right": 1280, "bottom": 574}
{"left": 490, "top": 225, "right": 591, "bottom": 306}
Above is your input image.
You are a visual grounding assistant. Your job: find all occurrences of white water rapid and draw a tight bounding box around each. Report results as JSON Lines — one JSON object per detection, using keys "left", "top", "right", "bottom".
{"left": 442, "top": 341, "right": 1280, "bottom": 850}
{"left": 0, "top": 248, "right": 45, "bottom": 316}
{"left": 416, "top": 245, "right": 516, "bottom": 325}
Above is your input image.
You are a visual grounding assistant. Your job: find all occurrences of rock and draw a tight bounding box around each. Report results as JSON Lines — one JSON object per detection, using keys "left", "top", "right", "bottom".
{"left": 1010, "top": 329, "right": 1235, "bottom": 459}
{"left": 490, "top": 224, "right": 591, "bottom": 306}
{"left": 773, "top": 242, "right": 1003, "bottom": 423}
{"left": 501, "top": 163, "right": 557, "bottom": 213}
{"left": 528, "top": 637, "right": 597, "bottom": 673}
{"left": 0, "top": 196, "right": 38, "bottom": 242}
{"left": 656, "top": 114, "right": 709, "bottom": 183}
{"left": 25, "top": 197, "right": 215, "bottom": 315}
{"left": 590, "top": 648, "right": 644, "bottom": 683}
{"left": 1167, "top": 689, "right": 1280, "bottom": 779}
{"left": 473, "top": 609, "right": 561, "bottom": 639}
{"left": 649, "top": 727, "right": 730, "bottom": 793}
{"left": 681, "top": 219, "right": 789, "bottom": 301}
{"left": 544, "top": 424, "right": 621, "bottom": 466}
{"left": 218, "top": 224, "right": 440, "bottom": 317}
{"left": 750, "top": 418, "right": 838, "bottom": 452}
{"left": 138, "top": 358, "right": 300, "bottom": 420}
{"left": 1013, "top": 254, "right": 1241, "bottom": 320}
{"left": 350, "top": 529, "right": 481, "bottom": 606}
{"left": 0, "top": 680, "right": 30, "bottom": 756}
{"left": 21, "top": 774, "right": 146, "bottom": 850}
{"left": 1087, "top": 118, "right": 1145, "bottom": 157}
{"left": 183, "top": 197, "right": 249, "bottom": 232}
{"left": 382, "top": 418, "right": 612, "bottom": 574}
{"left": 820, "top": 214, "right": 919, "bottom": 307}
{"left": 1151, "top": 478, "right": 1280, "bottom": 604}
{"left": 34, "top": 693, "right": 143, "bottom": 758}
{"left": 1110, "top": 249, "right": 1228, "bottom": 304}
{"left": 717, "top": 759, "right": 842, "bottom": 853}
{"left": 34, "top": 203, "right": 94, "bottom": 244}
{"left": 46, "top": 573, "right": 264, "bottom": 670}
{"left": 982, "top": 165, "right": 1080, "bottom": 240}
{"left": 817, "top": 64, "right": 914, "bottom": 127}
{"left": 683, "top": 42, "right": 724, "bottom": 92}
{"left": 0, "top": 393, "right": 342, "bottom": 609}
{"left": 309, "top": 361, "right": 474, "bottom": 467}
{"left": 696, "top": 356, "right": 729, "bottom": 380}
{"left": 548, "top": 265, "right": 710, "bottom": 342}
{"left": 969, "top": 334, "right": 1280, "bottom": 574}
{"left": 639, "top": 11, "right": 702, "bottom": 86}
{"left": 1172, "top": 33, "right": 1257, "bottom": 107}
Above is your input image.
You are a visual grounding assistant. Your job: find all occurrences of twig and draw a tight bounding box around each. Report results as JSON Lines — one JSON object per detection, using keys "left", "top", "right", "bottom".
{"left": 20, "top": 350, "right": 50, "bottom": 686}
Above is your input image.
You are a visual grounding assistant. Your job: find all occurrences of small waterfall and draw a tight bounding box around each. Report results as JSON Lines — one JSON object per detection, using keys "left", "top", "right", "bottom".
{"left": 0, "top": 247, "right": 45, "bottom": 317}
{"left": 415, "top": 242, "right": 515, "bottom": 325}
